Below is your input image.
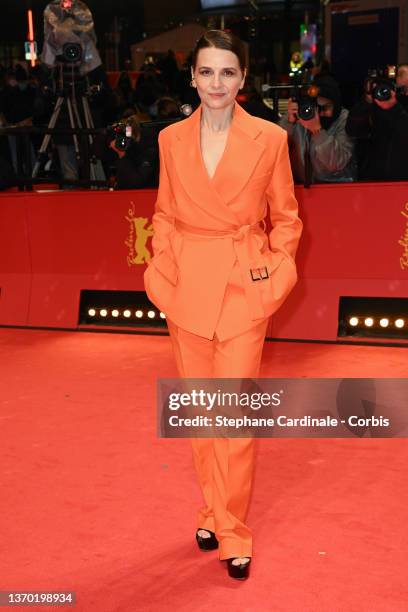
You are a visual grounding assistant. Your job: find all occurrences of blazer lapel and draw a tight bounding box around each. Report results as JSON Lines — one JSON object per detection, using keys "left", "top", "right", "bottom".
{"left": 212, "top": 102, "right": 266, "bottom": 205}
{"left": 170, "top": 101, "right": 266, "bottom": 223}
{"left": 170, "top": 106, "right": 235, "bottom": 225}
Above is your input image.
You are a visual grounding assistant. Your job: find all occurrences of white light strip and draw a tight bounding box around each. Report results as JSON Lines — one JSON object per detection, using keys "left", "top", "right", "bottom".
{"left": 85, "top": 306, "right": 168, "bottom": 322}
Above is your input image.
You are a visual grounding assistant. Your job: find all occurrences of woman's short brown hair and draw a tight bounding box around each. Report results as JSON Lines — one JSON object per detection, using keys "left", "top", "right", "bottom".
{"left": 191, "top": 30, "right": 247, "bottom": 74}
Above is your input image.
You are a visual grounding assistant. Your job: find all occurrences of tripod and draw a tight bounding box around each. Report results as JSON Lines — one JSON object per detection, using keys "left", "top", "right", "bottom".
{"left": 32, "top": 62, "right": 106, "bottom": 186}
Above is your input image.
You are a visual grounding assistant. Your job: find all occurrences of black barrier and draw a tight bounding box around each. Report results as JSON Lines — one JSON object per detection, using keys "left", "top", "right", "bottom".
{"left": 0, "top": 125, "right": 107, "bottom": 191}
{"left": 0, "top": 118, "right": 182, "bottom": 192}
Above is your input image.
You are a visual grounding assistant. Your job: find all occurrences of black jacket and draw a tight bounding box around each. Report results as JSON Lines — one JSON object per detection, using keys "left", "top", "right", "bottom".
{"left": 345, "top": 97, "right": 408, "bottom": 181}
{"left": 115, "top": 135, "right": 158, "bottom": 190}
{"left": 2, "top": 83, "right": 36, "bottom": 124}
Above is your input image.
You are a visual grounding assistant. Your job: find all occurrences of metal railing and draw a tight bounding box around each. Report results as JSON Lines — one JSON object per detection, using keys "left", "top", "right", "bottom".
{"left": 0, "top": 116, "right": 183, "bottom": 192}
{"left": 0, "top": 125, "right": 108, "bottom": 191}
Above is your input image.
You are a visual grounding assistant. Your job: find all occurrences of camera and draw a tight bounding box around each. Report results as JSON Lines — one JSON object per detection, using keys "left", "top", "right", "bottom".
{"left": 107, "top": 122, "right": 134, "bottom": 151}
{"left": 52, "top": 42, "right": 87, "bottom": 96}
{"left": 291, "top": 83, "right": 320, "bottom": 120}
{"left": 287, "top": 70, "right": 320, "bottom": 120}
{"left": 364, "top": 66, "right": 405, "bottom": 101}
{"left": 41, "top": 0, "right": 102, "bottom": 76}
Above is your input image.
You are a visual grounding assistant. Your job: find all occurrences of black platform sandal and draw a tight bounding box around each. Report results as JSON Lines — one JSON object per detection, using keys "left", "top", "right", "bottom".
{"left": 195, "top": 529, "right": 219, "bottom": 551}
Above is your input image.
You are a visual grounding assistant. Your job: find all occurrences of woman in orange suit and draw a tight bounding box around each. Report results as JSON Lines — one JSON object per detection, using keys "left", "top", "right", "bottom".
{"left": 144, "top": 30, "right": 303, "bottom": 580}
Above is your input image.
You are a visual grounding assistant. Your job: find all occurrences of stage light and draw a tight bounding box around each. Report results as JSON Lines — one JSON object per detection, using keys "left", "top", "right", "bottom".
{"left": 338, "top": 297, "right": 408, "bottom": 342}
{"left": 79, "top": 290, "right": 168, "bottom": 330}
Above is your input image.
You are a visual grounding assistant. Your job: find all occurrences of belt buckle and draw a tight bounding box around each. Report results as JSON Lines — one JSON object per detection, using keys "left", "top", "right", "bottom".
{"left": 250, "top": 266, "right": 269, "bottom": 281}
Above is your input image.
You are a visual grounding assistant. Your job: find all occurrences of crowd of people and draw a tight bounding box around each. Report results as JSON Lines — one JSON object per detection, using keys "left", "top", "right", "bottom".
{"left": 280, "top": 63, "right": 408, "bottom": 184}
{"left": 0, "top": 54, "right": 195, "bottom": 189}
{"left": 1, "top": 54, "right": 408, "bottom": 190}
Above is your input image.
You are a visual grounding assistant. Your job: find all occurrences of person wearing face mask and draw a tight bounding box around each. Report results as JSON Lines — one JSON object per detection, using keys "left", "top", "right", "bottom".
{"left": 345, "top": 64, "right": 408, "bottom": 181}
{"left": 279, "top": 75, "right": 356, "bottom": 184}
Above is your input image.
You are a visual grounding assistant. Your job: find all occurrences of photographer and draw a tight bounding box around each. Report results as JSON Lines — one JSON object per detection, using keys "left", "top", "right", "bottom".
{"left": 345, "top": 64, "right": 408, "bottom": 181}
{"left": 109, "top": 115, "right": 158, "bottom": 190}
{"left": 279, "top": 76, "right": 356, "bottom": 184}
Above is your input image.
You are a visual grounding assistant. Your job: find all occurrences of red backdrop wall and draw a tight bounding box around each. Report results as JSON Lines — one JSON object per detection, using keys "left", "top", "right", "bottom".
{"left": 1, "top": 183, "right": 407, "bottom": 341}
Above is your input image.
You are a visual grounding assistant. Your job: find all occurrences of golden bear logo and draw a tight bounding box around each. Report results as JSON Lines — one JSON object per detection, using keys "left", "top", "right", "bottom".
{"left": 125, "top": 202, "right": 154, "bottom": 267}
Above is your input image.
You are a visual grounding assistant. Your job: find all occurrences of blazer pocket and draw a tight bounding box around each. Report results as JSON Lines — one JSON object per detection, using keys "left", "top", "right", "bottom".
{"left": 254, "top": 250, "right": 298, "bottom": 317}
{"left": 265, "top": 251, "right": 298, "bottom": 295}
{"left": 150, "top": 246, "right": 179, "bottom": 286}
{"left": 264, "top": 251, "right": 286, "bottom": 275}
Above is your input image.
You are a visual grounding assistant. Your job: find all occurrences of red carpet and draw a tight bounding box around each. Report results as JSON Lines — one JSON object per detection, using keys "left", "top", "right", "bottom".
{"left": 0, "top": 328, "right": 407, "bottom": 611}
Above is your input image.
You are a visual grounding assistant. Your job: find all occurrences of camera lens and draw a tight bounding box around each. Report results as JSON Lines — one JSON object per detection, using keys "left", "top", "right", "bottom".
{"left": 373, "top": 84, "right": 392, "bottom": 101}
{"left": 62, "top": 42, "right": 82, "bottom": 63}
{"left": 298, "top": 100, "right": 316, "bottom": 120}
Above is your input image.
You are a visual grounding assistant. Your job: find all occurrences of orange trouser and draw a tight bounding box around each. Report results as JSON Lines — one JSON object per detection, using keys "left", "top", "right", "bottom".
{"left": 166, "top": 317, "right": 269, "bottom": 560}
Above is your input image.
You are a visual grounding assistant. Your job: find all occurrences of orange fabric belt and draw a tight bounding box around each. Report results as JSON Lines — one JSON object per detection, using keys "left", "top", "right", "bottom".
{"left": 174, "top": 218, "right": 267, "bottom": 320}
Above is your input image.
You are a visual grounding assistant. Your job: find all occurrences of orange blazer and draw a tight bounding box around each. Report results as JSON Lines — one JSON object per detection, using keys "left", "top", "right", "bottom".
{"left": 144, "top": 100, "right": 303, "bottom": 341}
